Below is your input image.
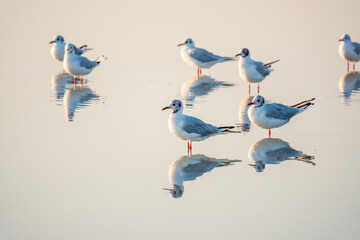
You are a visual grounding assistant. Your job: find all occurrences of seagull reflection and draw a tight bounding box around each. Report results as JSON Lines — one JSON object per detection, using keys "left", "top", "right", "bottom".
{"left": 248, "top": 138, "right": 315, "bottom": 172}
{"left": 339, "top": 71, "right": 360, "bottom": 104}
{"left": 51, "top": 72, "right": 74, "bottom": 100}
{"left": 237, "top": 95, "right": 254, "bottom": 132}
{"left": 181, "top": 75, "right": 233, "bottom": 107}
{"left": 63, "top": 85, "right": 100, "bottom": 122}
{"left": 163, "top": 154, "right": 241, "bottom": 198}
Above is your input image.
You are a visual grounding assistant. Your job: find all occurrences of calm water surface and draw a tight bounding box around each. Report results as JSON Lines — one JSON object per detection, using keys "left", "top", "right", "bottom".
{"left": 1, "top": 1, "right": 360, "bottom": 239}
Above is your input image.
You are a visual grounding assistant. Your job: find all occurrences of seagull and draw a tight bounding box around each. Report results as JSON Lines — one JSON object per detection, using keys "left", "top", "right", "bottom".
{"left": 162, "top": 99, "right": 239, "bottom": 153}
{"left": 163, "top": 154, "right": 241, "bottom": 198}
{"left": 177, "top": 38, "right": 236, "bottom": 77}
{"left": 235, "top": 48, "right": 279, "bottom": 93}
{"left": 338, "top": 34, "right": 360, "bottom": 71}
{"left": 248, "top": 137, "right": 315, "bottom": 172}
{"left": 49, "top": 35, "right": 90, "bottom": 62}
{"left": 63, "top": 43, "right": 106, "bottom": 83}
{"left": 247, "top": 95, "right": 315, "bottom": 137}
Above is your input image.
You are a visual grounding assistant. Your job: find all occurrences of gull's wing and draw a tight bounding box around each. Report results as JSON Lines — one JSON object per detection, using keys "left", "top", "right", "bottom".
{"left": 264, "top": 103, "right": 300, "bottom": 120}
{"left": 255, "top": 61, "right": 271, "bottom": 77}
{"left": 352, "top": 42, "right": 360, "bottom": 55}
{"left": 79, "top": 56, "right": 97, "bottom": 69}
{"left": 188, "top": 47, "right": 223, "bottom": 63}
{"left": 182, "top": 115, "right": 220, "bottom": 137}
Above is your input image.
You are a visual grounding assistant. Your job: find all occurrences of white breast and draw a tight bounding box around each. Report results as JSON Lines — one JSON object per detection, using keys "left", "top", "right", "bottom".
{"left": 51, "top": 43, "right": 65, "bottom": 62}
{"left": 339, "top": 42, "right": 360, "bottom": 62}
{"left": 238, "top": 59, "right": 265, "bottom": 83}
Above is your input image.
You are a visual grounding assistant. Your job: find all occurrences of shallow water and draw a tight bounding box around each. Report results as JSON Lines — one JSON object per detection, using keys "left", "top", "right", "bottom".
{"left": 1, "top": 1, "right": 360, "bottom": 239}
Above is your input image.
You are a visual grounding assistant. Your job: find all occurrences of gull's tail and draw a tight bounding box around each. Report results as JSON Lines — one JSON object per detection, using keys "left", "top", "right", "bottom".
{"left": 79, "top": 45, "right": 93, "bottom": 52}
{"left": 264, "top": 59, "right": 280, "bottom": 69}
{"left": 218, "top": 126, "right": 241, "bottom": 133}
{"left": 291, "top": 98, "right": 315, "bottom": 109}
{"left": 96, "top": 55, "right": 107, "bottom": 64}
{"left": 223, "top": 57, "right": 237, "bottom": 61}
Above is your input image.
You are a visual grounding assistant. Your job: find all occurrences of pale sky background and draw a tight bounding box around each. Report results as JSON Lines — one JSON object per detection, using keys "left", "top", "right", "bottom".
{"left": 0, "top": 0, "right": 359, "bottom": 239}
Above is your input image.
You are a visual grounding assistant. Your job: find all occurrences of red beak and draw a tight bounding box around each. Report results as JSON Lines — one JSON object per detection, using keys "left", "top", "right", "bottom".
{"left": 162, "top": 106, "right": 170, "bottom": 111}
{"left": 247, "top": 102, "right": 254, "bottom": 106}
{"left": 235, "top": 53, "right": 241, "bottom": 57}
{"left": 339, "top": 39, "right": 343, "bottom": 42}
{"left": 49, "top": 40, "right": 55, "bottom": 44}
{"left": 177, "top": 43, "right": 184, "bottom": 47}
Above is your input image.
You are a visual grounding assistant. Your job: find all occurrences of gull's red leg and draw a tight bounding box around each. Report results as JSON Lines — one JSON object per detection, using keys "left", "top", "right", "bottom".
{"left": 268, "top": 129, "right": 271, "bottom": 138}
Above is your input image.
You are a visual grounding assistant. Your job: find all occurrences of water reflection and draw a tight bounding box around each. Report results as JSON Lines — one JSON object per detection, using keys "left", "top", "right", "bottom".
{"left": 63, "top": 85, "right": 100, "bottom": 122}
{"left": 181, "top": 75, "right": 233, "bottom": 107}
{"left": 339, "top": 71, "right": 360, "bottom": 105}
{"left": 248, "top": 138, "right": 315, "bottom": 172}
{"left": 51, "top": 72, "right": 74, "bottom": 100}
{"left": 237, "top": 95, "right": 254, "bottom": 132}
{"left": 164, "top": 154, "right": 241, "bottom": 198}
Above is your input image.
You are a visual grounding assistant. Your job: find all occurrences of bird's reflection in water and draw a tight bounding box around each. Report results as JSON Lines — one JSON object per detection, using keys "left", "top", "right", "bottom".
{"left": 63, "top": 85, "right": 100, "bottom": 122}
{"left": 237, "top": 95, "right": 254, "bottom": 132}
{"left": 248, "top": 138, "right": 315, "bottom": 172}
{"left": 163, "top": 154, "right": 241, "bottom": 198}
{"left": 181, "top": 75, "right": 233, "bottom": 108}
{"left": 51, "top": 72, "right": 74, "bottom": 100}
{"left": 339, "top": 71, "right": 360, "bottom": 105}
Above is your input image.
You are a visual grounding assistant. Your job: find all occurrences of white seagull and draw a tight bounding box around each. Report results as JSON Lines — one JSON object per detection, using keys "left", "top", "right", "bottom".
{"left": 338, "top": 34, "right": 360, "bottom": 71}
{"left": 162, "top": 99, "right": 239, "bottom": 153}
{"left": 49, "top": 35, "right": 90, "bottom": 62}
{"left": 235, "top": 48, "right": 279, "bottom": 93}
{"left": 247, "top": 95, "right": 315, "bottom": 137}
{"left": 63, "top": 43, "right": 106, "bottom": 83}
{"left": 177, "top": 38, "right": 236, "bottom": 77}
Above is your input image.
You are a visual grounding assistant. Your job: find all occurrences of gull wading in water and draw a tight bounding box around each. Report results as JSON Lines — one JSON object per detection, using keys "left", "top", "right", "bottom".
{"left": 235, "top": 48, "right": 279, "bottom": 93}
{"left": 63, "top": 43, "right": 106, "bottom": 83}
{"left": 338, "top": 34, "right": 360, "bottom": 71}
{"left": 247, "top": 95, "right": 315, "bottom": 137}
{"left": 177, "top": 38, "right": 236, "bottom": 77}
{"left": 49, "top": 35, "right": 91, "bottom": 62}
{"left": 162, "top": 99, "right": 239, "bottom": 153}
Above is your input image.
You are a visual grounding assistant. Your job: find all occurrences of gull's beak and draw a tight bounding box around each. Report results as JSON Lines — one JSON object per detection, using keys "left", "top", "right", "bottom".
{"left": 162, "top": 106, "right": 170, "bottom": 111}
{"left": 339, "top": 39, "right": 343, "bottom": 42}
{"left": 49, "top": 40, "right": 55, "bottom": 44}
{"left": 247, "top": 102, "right": 254, "bottom": 106}
{"left": 248, "top": 163, "right": 256, "bottom": 167}
{"left": 177, "top": 43, "right": 184, "bottom": 47}
{"left": 162, "top": 188, "right": 172, "bottom": 191}
{"left": 235, "top": 53, "right": 241, "bottom": 57}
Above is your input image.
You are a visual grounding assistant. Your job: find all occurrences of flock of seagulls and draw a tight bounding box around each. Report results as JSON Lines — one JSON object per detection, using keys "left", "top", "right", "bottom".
{"left": 49, "top": 34, "right": 357, "bottom": 153}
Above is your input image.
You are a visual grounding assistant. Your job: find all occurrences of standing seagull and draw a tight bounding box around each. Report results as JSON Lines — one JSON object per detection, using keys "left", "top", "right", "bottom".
{"left": 235, "top": 48, "right": 279, "bottom": 93}
{"left": 63, "top": 43, "right": 106, "bottom": 83}
{"left": 247, "top": 95, "right": 315, "bottom": 137}
{"left": 162, "top": 99, "right": 238, "bottom": 153}
{"left": 338, "top": 34, "right": 360, "bottom": 71}
{"left": 177, "top": 38, "right": 236, "bottom": 77}
{"left": 49, "top": 35, "right": 90, "bottom": 62}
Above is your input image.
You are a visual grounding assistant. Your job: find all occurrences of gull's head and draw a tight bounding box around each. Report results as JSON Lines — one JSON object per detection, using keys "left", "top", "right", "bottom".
{"left": 249, "top": 161, "right": 265, "bottom": 172}
{"left": 248, "top": 95, "right": 265, "bottom": 107}
{"left": 339, "top": 34, "right": 351, "bottom": 42}
{"left": 177, "top": 38, "right": 195, "bottom": 48}
{"left": 163, "top": 185, "right": 184, "bottom": 198}
{"left": 65, "top": 43, "right": 75, "bottom": 54}
{"left": 235, "top": 48, "right": 250, "bottom": 58}
{"left": 49, "top": 35, "right": 64, "bottom": 44}
{"left": 162, "top": 99, "right": 183, "bottom": 114}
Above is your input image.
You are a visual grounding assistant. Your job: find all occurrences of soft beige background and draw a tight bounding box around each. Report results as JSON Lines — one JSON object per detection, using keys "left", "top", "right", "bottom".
{"left": 0, "top": 0, "right": 359, "bottom": 239}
